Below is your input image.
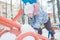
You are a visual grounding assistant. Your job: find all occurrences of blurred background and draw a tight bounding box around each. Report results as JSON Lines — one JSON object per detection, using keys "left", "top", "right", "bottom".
{"left": 0, "top": 0, "right": 60, "bottom": 40}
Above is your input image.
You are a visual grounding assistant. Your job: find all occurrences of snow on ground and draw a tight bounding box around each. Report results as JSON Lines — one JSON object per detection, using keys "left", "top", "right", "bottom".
{"left": 0, "top": 24, "right": 36, "bottom": 40}
{"left": 0, "top": 32, "right": 16, "bottom": 40}
{"left": 42, "top": 28, "right": 60, "bottom": 40}
{"left": 0, "top": 24, "right": 60, "bottom": 40}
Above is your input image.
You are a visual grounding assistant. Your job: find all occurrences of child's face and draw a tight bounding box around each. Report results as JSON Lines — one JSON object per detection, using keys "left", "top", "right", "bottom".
{"left": 27, "top": 13, "right": 33, "bottom": 18}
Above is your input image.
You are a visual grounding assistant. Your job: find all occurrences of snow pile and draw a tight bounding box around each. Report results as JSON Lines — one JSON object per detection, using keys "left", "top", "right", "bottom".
{"left": 21, "top": 24, "right": 36, "bottom": 34}
{"left": 0, "top": 32, "right": 16, "bottom": 40}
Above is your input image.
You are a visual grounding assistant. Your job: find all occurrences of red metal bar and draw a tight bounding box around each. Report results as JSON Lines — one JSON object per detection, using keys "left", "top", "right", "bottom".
{"left": 13, "top": 9, "right": 23, "bottom": 21}
{"left": 0, "top": 16, "right": 21, "bottom": 28}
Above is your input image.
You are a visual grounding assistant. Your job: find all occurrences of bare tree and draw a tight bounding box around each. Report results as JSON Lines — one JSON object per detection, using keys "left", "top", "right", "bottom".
{"left": 51, "top": 0, "right": 56, "bottom": 23}
{"left": 57, "top": 0, "right": 60, "bottom": 22}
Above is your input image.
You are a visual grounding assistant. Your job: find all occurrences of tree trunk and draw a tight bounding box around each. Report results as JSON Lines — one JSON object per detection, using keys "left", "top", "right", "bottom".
{"left": 57, "top": 0, "right": 60, "bottom": 22}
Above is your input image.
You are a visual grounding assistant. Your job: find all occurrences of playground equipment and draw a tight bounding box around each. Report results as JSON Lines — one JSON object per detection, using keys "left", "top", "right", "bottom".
{"left": 0, "top": 9, "right": 50, "bottom": 40}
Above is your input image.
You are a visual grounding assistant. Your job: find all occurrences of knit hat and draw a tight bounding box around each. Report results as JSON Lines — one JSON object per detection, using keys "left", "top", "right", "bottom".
{"left": 24, "top": 3, "right": 34, "bottom": 15}
{"left": 22, "top": 0, "right": 37, "bottom": 4}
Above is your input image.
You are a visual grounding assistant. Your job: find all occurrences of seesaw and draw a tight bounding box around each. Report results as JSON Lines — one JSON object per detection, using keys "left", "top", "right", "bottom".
{"left": 0, "top": 9, "right": 50, "bottom": 40}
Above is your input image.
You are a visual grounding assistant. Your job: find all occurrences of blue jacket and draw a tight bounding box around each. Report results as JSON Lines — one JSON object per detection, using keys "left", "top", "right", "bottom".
{"left": 28, "top": 9, "right": 49, "bottom": 29}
